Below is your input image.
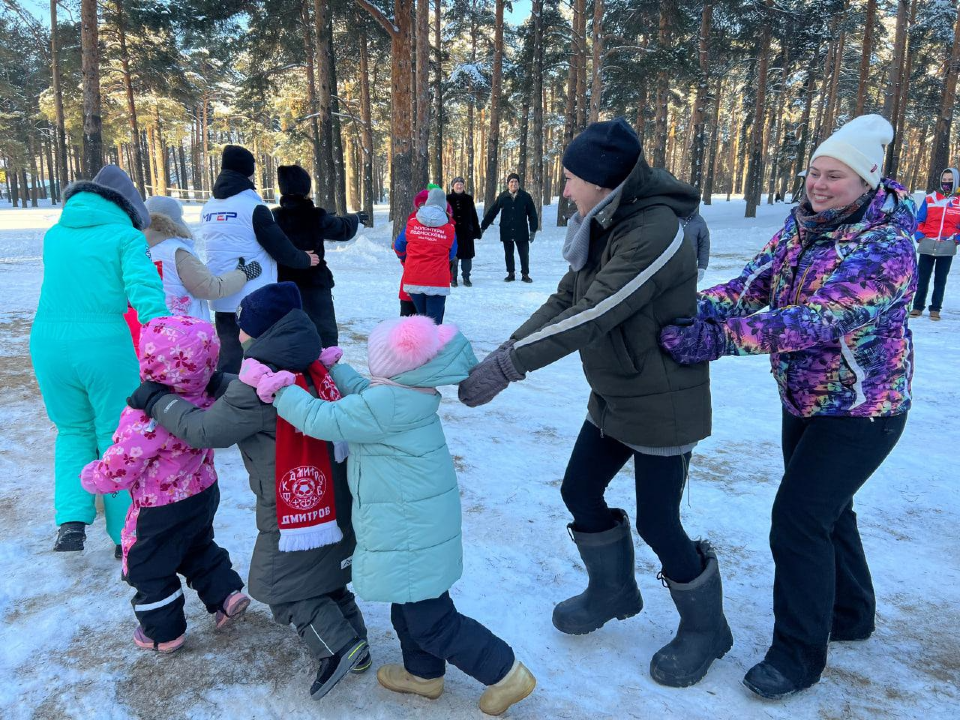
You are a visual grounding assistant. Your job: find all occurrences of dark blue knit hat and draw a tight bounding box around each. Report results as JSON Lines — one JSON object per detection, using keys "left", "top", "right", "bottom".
{"left": 562, "top": 117, "right": 642, "bottom": 189}
{"left": 237, "top": 282, "right": 302, "bottom": 338}
{"left": 222, "top": 145, "right": 255, "bottom": 177}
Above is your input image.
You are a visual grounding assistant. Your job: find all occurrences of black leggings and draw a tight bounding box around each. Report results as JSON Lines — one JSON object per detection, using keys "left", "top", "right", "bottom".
{"left": 560, "top": 421, "right": 701, "bottom": 583}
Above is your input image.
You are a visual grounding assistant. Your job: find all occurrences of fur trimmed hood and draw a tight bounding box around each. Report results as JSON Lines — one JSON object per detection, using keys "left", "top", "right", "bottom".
{"left": 62, "top": 165, "right": 150, "bottom": 230}
{"left": 144, "top": 212, "right": 192, "bottom": 246}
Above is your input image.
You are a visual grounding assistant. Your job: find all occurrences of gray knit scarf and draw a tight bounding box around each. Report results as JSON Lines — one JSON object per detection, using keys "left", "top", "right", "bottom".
{"left": 562, "top": 183, "right": 624, "bottom": 271}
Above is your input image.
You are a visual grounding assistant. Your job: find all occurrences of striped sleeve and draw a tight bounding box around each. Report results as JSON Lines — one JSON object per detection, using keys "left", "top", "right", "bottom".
{"left": 511, "top": 222, "right": 684, "bottom": 375}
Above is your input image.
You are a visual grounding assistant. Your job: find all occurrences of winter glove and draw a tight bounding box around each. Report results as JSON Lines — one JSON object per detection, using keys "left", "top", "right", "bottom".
{"left": 236, "top": 257, "right": 263, "bottom": 281}
{"left": 355, "top": 211, "right": 371, "bottom": 227}
{"left": 127, "top": 380, "right": 173, "bottom": 416}
{"left": 659, "top": 317, "right": 731, "bottom": 365}
{"left": 319, "top": 346, "right": 344, "bottom": 368}
{"left": 697, "top": 268, "right": 705, "bottom": 283}
{"left": 239, "top": 358, "right": 296, "bottom": 403}
{"left": 458, "top": 345, "right": 526, "bottom": 407}
{"left": 529, "top": 231, "right": 536, "bottom": 244}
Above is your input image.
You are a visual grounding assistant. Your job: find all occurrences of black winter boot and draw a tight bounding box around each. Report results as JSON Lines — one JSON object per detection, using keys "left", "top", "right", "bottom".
{"left": 310, "top": 637, "right": 368, "bottom": 700}
{"left": 743, "top": 660, "right": 816, "bottom": 699}
{"left": 649, "top": 540, "right": 733, "bottom": 687}
{"left": 552, "top": 509, "right": 643, "bottom": 635}
{"left": 54, "top": 522, "right": 86, "bottom": 552}
{"left": 504, "top": 272, "right": 516, "bottom": 282}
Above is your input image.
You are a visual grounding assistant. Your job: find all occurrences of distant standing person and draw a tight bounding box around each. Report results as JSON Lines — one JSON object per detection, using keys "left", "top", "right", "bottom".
{"left": 911, "top": 167, "right": 960, "bottom": 320}
{"left": 272, "top": 164, "right": 369, "bottom": 345}
{"left": 201, "top": 145, "right": 320, "bottom": 372}
{"left": 683, "top": 208, "right": 711, "bottom": 283}
{"left": 480, "top": 173, "right": 539, "bottom": 283}
{"left": 447, "top": 177, "right": 482, "bottom": 287}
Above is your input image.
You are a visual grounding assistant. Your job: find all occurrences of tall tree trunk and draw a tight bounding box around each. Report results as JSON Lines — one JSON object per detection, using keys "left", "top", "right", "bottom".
{"left": 44, "top": 131, "right": 57, "bottom": 202}
{"left": 483, "top": 0, "right": 505, "bottom": 208}
{"left": 467, "top": 14, "right": 478, "bottom": 195}
{"left": 588, "top": 0, "right": 604, "bottom": 124}
{"left": 115, "top": 0, "right": 145, "bottom": 197}
{"left": 557, "top": 7, "right": 582, "bottom": 225}
{"left": 50, "top": 0, "right": 69, "bottom": 193}
{"left": 822, "top": 28, "right": 845, "bottom": 141}
{"left": 415, "top": 0, "right": 431, "bottom": 187}
{"left": 574, "top": 0, "right": 588, "bottom": 130}
{"left": 356, "top": 0, "right": 415, "bottom": 230}
{"left": 745, "top": 0, "right": 773, "bottom": 218}
{"left": 927, "top": 0, "right": 960, "bottom": 191}
{"left": 883, "top": 0, "right": 909, "bottom": 172}
{"left": 359, "top": 17, "right": 375, "bottom": 225}
{"left": 29, "top": 138, "right": 40, "bottom": 206}
{"left": 530, "top": 0, "right": 544, "bottom": 219}
{"left": 432, "top": 0, "right": 443, "bottom": 183}
{"left": 153, "top": 105, "right": 168, "bottom": 195}
{"left": 517, "top": 89, "right": 529, "bottom": 184}
{"left": 653, "top": 1, "right": 674, "bottom": 167}
{"left": 890, "top": 0, "right": 919, "bottom": 177}
{"left": 703, "top": 75, "right": 724, "bottom": 205}
{"left": 690, "top": 2, "right": 713, "bottom": 191}
{"left": 202, "top": 96, "right": 213, "bottom": 191}
{"left": 855, "top": 0, "right": 876, "bottom": 115}
{"left": 327, "top": 13, "right": 348, "bottom": 215}
{"left": 792, "top": 53, "right": 820, "bottom": 196}
{"left": 315, "top": 0, "right": 336, "bottom": 209}
{"left": 301, "top": 0, "right": 324, "bottom": 202}
{"left": 80, "top": 0, "right": 103, "bottom": 177}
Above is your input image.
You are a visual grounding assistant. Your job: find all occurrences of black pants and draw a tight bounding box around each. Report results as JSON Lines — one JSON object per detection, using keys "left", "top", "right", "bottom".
{"left": 559, "top": 421, "right": 702, "bottom": 583}
{"left": 913, "top": 254, "right": 953, "bottom": 311}
{"left": 766, "top": 410, "right": 907, "bottom": 684}
{"left": 391, "top": 592, "right": 514, "bottom": 685}
{"left": 271, "top": 586, "right": 367, "bottom": 660}
{"left": 124, "top": 483, "right": 244, "bottom": 643}
{"left": 215, "top": 311, "right": 244, "bottom": 374}
{"left": 400, "top": 299, "right": 417, "bottom": 317}
{"left": 300, "top": 285, "right": 339, "bottom": 347}
{"left": 410, "top": 293, "right": 446, "bottom": 324}
{"left": 502, "top": 240, "right": 530, "bottom": 276}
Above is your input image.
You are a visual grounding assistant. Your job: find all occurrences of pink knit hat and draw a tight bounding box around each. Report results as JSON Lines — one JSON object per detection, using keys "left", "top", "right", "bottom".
{"left": 367, "top": 316, "right": 458, "bottom": 378}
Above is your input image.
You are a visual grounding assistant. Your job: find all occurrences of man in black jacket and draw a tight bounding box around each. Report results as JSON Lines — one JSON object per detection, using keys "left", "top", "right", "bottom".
{"left": 480, "top": 172, "right": 539, "bottom": 282}
{"left": 272, "top": 165, "right": 368, "bottom": 346}
{"left": 202, "top": 145, "right": 320, "bottom": 372}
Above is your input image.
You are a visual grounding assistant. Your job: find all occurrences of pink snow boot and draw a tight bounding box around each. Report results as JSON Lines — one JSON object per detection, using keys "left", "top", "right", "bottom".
{"left": 215, "top": 591, "right": 251, "bottom": 630}
{"left": 133, "top": 626, "right": 185, "bottom": 654}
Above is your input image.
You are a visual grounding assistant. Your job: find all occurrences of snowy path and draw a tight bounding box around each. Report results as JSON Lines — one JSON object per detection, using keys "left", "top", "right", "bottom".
{"left": 0, "top": 197, "right": 957, "bottom": 720}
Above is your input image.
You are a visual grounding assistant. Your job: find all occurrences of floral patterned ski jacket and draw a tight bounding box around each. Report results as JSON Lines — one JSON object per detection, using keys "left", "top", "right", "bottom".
{"left": 698, "top": 179, "right": 918, "bottom": 417}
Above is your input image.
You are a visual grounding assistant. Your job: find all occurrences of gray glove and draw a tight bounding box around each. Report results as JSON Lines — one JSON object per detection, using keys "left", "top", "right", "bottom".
{"left": 458, "top": 344, "right": 525, "bottom": 407}
{"left": 697, "top": 268, "right": 705, "bottom": 283}
{"left": 237, "top": 257, "right": 262, "bottom": 280}
{"left": 355, "top": 211, "right": 370, "bottom": 227}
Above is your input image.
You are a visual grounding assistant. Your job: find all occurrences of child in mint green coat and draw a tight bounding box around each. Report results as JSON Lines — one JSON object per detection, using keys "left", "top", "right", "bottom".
{"left": 30, "top": 166, "right": 167, "bottom": 555}
{"left": 244, "top": 315, "right": 536, "bottom": 716}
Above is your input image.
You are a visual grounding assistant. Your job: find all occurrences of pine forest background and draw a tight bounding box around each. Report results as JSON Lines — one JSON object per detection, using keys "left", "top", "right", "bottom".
{"left": 2, "top": 0, "right": 960, "bottom": 231}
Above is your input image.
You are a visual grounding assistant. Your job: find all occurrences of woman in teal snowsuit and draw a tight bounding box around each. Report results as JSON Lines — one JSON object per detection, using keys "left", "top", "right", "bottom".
{"left": 30, "top": 166, "right": 167, "bottom": 553}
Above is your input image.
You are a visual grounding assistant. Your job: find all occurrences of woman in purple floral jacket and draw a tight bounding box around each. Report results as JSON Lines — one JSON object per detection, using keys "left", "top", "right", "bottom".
{"left": 659, "top": 115, "right": 917, "bottom": 699}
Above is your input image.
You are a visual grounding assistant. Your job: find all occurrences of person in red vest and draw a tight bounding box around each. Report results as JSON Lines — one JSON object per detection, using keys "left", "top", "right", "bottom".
{"left": 393, "top": 188, "right": 457, "bottom": 324}
{"left": 911, "top": 167, "right": 960, "bottom": 320}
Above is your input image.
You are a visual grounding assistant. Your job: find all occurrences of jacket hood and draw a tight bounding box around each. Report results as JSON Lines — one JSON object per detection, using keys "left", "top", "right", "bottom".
{"left": 243, "top": 308, "right": 323, "bottom": 372}
{"left": 144, "top": 212, "right": 192, "bottom": 247}
{"left": 61, "top": 181, "right": 150, "bottom": 230}
{"left": 213, "top": 169, "right": 256, "bottom": 199}
{"left": 58, "top": 188, "right": 140, "bottom": 231}
{"left": 415, "top": 204, "right": 450, "bottom": 228}
{"left": 591, "top": 153, "right": 700, "bottom": 230}
{"left": 278, "top": 165, "right": 312, "bottom": 196}
{"left": 391, "top": 331, "right": 478, "bottom": 388}
{"left": 940, "top": 167, "right": 960, "bottom": 194}
{"left": 139, "top": 316, "right": 219, "bottom": 403}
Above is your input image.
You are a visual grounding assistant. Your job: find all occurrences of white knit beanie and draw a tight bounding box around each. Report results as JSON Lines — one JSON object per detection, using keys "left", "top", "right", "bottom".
{"left": 810, "top": 114, "right": 893, "bottom": 189}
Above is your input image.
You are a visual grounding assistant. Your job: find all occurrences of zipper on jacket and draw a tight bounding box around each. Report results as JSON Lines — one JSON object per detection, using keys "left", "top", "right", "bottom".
{"left": 794, "top": 264, "right": 814, "bottom": 305}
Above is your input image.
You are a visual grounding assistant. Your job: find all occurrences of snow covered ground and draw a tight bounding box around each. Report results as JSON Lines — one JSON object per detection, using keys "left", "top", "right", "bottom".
{"left": 0, "top": 194, "right": 958, "bottom": 720}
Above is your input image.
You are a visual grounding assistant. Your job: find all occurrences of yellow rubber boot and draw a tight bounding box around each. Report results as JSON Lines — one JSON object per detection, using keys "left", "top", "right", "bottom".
{"left": 478, "top": 660, "right": 536, "bottom": 716}
{"left": 376, "top": 664, "right": 444, "bottom": 700}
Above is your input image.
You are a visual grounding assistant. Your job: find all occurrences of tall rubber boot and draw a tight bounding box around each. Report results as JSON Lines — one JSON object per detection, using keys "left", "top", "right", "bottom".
{"left": 552, "top": 509, "right": 643, "bottom": 635}
{"left": 649, "top": 540, "right": 734, "bottom": 687}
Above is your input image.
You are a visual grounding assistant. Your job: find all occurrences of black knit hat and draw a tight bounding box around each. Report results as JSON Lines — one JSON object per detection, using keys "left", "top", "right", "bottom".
{"left": 237, "top": 282, "right": 302, "bottom": 338}
{"left": 562, "top": 117, "right": 641, "bottom": 189}
{"left": 222, "top": 145, "right": 256, "bottom": 177}
{"left": 506, "top": 172, "right": 521, "bottom": 184}
{"left": 278, "top": 165, "right": 312, "bottom": 196}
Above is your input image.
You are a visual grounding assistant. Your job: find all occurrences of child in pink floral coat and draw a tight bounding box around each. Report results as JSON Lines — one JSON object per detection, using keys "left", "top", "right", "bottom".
{"left": 81, "top": 315, "right": 249, "bottom": 653}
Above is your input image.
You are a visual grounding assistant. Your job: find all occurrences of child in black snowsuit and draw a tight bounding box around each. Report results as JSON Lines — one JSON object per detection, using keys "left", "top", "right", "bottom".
{"left": 127, "top": 283, "right": 368, "bottom": 699}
